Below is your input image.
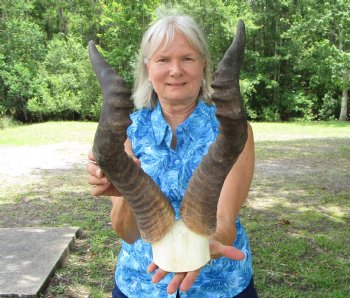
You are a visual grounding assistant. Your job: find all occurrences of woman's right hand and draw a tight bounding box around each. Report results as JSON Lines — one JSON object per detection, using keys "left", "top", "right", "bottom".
{"left": 87, "top": 151, "right": 121, "bottom": 196}
{"left": 87, "top": 149, "right": 141, "bottom": 196}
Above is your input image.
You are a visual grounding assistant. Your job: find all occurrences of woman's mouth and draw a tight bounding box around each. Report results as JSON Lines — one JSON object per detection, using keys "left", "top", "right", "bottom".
{"left": 167, "top": 82, "right": 186, "bottom": 87}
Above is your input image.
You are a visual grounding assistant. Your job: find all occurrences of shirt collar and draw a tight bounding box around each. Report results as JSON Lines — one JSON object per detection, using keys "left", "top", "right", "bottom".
{"left": 151, "top": 99, "right": 213, "bottom": 146}
{"left": 179, "top": 100, "right": 213, "bottom": 142}
{"left": 151, "top": 102, "right": 170, "bottom": 146}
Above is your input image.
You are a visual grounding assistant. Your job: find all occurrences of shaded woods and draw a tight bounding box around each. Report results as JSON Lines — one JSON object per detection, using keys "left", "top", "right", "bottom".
{"left": 0, "top": 0, "right": 349, "bottom": 123}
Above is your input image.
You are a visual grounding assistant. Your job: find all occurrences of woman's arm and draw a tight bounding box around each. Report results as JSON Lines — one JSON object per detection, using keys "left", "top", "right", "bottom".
{"left": 110, "top": 196, "right": 140, "bottom": 243}
{"left": 212, "top": 122, "right": 255, "bottom": 255}
{"left": 87, "top": 138, "right": 141, "bottom": 243}
{"left": 110, "top": 138, "right": 141, "bottom": 243}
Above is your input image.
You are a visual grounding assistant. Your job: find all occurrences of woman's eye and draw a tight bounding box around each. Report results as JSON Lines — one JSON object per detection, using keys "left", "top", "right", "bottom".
{"left": 157, "top": 58, "right": 168, "bottom": 63}
{"left": 184, "top": 57, "right": 194, "bottom": 62}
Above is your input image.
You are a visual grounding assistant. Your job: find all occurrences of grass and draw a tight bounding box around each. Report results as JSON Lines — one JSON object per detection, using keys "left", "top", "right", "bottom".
{"left": 1, "top": 120, "right": 349, "bottom": 297}
{"left": 251, "top": 120, "right": 349, "bottom": 141}
{"left": 0, "top": 121, "right": 97, "bottom": 146}
{"left": 248, "top": 121, "right": 350, "bottom": 298}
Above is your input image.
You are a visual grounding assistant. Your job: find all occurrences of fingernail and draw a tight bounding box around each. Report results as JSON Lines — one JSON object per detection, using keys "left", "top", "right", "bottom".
{"left": 96, "top": 169, "right": 101, "bottom": 177}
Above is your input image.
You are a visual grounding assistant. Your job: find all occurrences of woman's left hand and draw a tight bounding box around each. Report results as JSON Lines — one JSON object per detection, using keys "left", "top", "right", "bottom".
{"left": 147, "top": 234, "right": 245, "bottom": 294}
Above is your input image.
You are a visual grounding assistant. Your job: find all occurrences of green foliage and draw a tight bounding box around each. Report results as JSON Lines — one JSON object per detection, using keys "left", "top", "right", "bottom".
{"left": 98, "top": 0, "right": 161, "bottom": 84}
{"left": 319, "top": 92, "right": 341, "bottom": 120}
{"left": 283, "top": 0, "right": 350, "bottom": 120}
{"left": 28, "top": 35, "right": 101, "bottom": 120}
{"left": 0, "top": 0, "right": 349, "bottom": 122}
{"left": 164, "top": 0, "right": 251, "bottom": 69}
{"left": 30, "top": 0, "right": 101, "bottom": 40}
{"left": 0, "top": 12, "right": 46, "bottom": 121}
{"left": 0, "top": 0, "right": 102, "bottom": 122}
{"left": 279, "top": 91, "right": 315, "bottom": 121}
{"left": 0, "top": 116, "right": 21, "bottom": 129}
{"left": 242, "top": 0, "right": 350, "bottom": 121}
{"left": 240, "top": 78, "right": 258, "bottom": 120}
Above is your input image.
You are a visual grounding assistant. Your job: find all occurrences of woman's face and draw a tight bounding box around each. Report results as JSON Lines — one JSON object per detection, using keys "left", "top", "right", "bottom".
{"left": 147, "top": 32, "right": 206, "bottom": 107}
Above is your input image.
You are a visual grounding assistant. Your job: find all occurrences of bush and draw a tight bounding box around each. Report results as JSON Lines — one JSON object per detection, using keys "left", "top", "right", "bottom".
{"left": 318, "top": 92, "right": 340, "bottom": 120}
{"left": 0, "top": 116, "right": 21, "bottom": 129}
{"left": 27, "top": 35, "right": 101, "bottom": 121}
{"left": 279, "top": 91, "right": 315, "bottom": 121}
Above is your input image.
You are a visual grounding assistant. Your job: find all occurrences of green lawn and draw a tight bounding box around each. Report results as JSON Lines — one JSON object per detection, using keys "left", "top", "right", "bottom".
{"left": 1, "top": 120, "right": 347, "bottom": 145}
{"left": 252, "top": 120, "right": 349, "bottom": 141}
{"left": 0, "top": 121, "right": 97, "bottom": 146}
{"left": 1, "top": 121, "right": 349, "bottom": 297}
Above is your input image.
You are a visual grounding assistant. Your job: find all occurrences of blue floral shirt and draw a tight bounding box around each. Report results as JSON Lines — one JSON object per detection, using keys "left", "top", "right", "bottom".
{"left": 115, "top": 100, "right": 253, "bottom": 297}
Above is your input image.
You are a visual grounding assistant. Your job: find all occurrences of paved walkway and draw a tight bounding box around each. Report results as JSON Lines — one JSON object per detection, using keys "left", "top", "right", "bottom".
{"left": 0, "top": 227, "right": 80, "bottom": 297}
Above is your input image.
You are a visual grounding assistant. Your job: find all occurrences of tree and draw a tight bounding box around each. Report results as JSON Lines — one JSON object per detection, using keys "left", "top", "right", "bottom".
{"left": 285, "top": 0, "right": 350, "bottom": 120}
{"left": 0, "top": 2, "right": 46, "bottom": 121}
{"left": 97, "top": 0, "right": 161, "bottom": 84}
{"left": 1, "top": 0, "right": 348, "bottom": 122}
{"left": 28, "top": 35, "right": 101, "bottom": 120}
{"left": 31, "top": 0, "right": 101, "bottom": 41}
{"left": 0, "top": 0, "right": 102, "bottom": 122}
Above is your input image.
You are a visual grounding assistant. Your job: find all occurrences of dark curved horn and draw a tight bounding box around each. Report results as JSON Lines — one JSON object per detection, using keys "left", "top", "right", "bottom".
{"left": 89, "top": 41, "right": 175, "bottom": 242}
{"left": 180, "top": 20, "right": 248, "bottom": 236}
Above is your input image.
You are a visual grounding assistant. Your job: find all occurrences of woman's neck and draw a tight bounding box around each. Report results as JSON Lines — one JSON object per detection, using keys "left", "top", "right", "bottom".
{"left": 160, "top": 101, "right": 197, "bottom": 131}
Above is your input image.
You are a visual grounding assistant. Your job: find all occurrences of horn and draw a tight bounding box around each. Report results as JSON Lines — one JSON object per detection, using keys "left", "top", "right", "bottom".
{"left": 88, "top": 41, "right": 175, "bottom": 242}
{"left": 180, "top": 20, "right": 248, "bottom": 235}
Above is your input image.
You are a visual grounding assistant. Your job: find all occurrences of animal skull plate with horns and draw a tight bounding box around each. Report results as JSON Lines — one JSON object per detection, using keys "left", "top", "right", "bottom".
{"left": 89, "top": 20, "right": 247, "bottom": 272}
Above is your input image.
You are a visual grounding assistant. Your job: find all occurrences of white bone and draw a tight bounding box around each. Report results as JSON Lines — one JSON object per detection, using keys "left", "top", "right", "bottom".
{"left": 151, "top": 219, "right": 210, "bottom": 272}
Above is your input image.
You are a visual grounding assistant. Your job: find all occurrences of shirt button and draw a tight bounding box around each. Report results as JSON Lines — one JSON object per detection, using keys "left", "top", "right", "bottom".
{"left": 175, "top": 160, "right": 180, "bottom": 165}
{"left": 171, "top": 184, "right": 176, "bottom": 190}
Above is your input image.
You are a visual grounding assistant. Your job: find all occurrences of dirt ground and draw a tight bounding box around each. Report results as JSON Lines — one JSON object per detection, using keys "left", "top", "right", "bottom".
{"left": 1, "top": 138, "right": 349, "bottom": 191}
{"left": 0, "top": 142, "right": 91, "bottom": 187}
{"left": 1, "top": 137, "right": 349, "bottom": 297}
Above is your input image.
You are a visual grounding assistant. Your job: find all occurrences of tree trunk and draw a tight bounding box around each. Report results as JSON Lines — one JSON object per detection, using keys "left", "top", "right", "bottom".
{"left": 339, "top": 69, "right": 349, "bottom": 121}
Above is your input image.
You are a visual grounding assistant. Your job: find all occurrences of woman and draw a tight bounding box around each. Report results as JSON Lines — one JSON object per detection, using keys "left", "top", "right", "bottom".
{"left": 87, "top": 12, "right": 257, "bottom": 298}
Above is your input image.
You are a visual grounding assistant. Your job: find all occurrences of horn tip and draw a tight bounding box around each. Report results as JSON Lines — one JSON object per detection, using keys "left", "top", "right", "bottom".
{"left": 88, "top": 40, "right": 96, "bottom": 50}
{"left": 236, "top": 19, "right": 246, "bottom": 37}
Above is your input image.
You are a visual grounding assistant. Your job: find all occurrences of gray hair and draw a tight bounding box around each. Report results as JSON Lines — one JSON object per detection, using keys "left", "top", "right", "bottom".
{"left": 132, "top": 13, "right": 212, "bottom": 109}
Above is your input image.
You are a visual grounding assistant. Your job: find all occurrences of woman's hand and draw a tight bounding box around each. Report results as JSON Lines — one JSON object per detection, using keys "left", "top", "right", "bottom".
{"left": 87, "top": 150, "right": 141, "bottom": 196}
{"left": 87, "top": 139, "right": 141, "bottom": 196}
{"left": 86, "top": 151, "right": 121, "bottom": 196}
{"left": 147, "top": 228, "right": 245, "bottom": 294}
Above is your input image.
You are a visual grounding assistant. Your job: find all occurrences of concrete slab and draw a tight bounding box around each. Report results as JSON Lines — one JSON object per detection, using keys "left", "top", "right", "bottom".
{"left": 0, "top": 227, "right": 80, "bottom": 297}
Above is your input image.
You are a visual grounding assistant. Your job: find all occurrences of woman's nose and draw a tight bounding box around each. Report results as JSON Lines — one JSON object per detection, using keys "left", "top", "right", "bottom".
{"left": 169, "top": 60, "right": 183, "bottom": 76}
